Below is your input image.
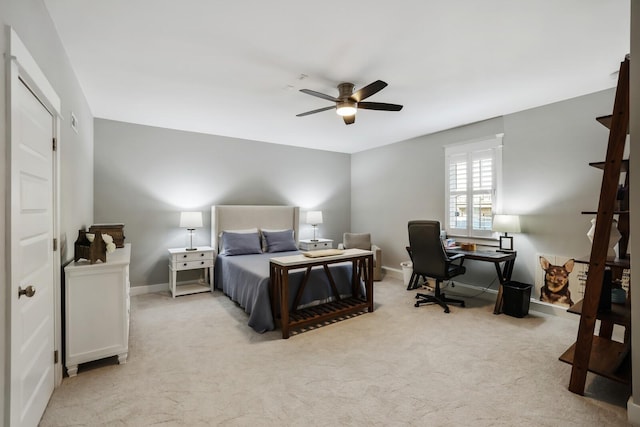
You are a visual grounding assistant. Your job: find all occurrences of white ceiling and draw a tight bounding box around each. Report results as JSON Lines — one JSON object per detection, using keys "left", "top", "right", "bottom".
{"left": 43, "top": 1, "right": 630, "bottom": 153}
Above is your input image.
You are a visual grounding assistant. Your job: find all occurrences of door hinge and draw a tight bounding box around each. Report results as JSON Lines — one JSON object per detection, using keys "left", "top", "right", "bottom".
{"left": 53, "top": 238, "right": 57, "bottom": 251}
{"left": 52, "top": 137, "right": 57, "bottom": 151}
{"left": 54, "top": 350, "right": 58, "bottom": 364}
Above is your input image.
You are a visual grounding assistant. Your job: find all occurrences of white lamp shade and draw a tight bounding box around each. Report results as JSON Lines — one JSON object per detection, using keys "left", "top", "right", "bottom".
{"left": 306, "top": 211, "right": 323, "bottom": 225}
{"left": 492, "top": 214, "right": 521, "bottom": 233}
{"left": 179, "top": 211, "right": 203, "bottom": 228}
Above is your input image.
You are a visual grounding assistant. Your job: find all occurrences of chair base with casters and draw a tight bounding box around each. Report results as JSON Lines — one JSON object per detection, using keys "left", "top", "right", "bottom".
{"left": 406, "top": 271, "right": 428, "bottom": 291}
{"left": 405, "top": 246, "right": 428, "bottom": 290}
{"left": 414, "top": 279, "right": 465, "bottom": 313}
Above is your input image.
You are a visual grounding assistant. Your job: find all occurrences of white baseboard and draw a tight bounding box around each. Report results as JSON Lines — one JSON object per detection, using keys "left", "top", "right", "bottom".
{"left": 381, "top": 266, "right": 575, "bottom": 319}
{"left": 383, "top": 266, "right": 404, "bottom": 281}
{"left": 130, "top": 279, "right": 216, "bottom": 296}
{"left": 628, "top": 396, "right": 640, "bottom": 425}
{"left": 130, "top": 282, "right": 169, "bottom": 296}
{"left": 138, "top": 267, "right": 574, "bottom": 318}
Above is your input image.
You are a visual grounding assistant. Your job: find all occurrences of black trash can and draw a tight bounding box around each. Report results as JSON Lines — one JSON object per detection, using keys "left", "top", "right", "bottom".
{"left": 502, "top": 281, "right": 532, "bottom": 318}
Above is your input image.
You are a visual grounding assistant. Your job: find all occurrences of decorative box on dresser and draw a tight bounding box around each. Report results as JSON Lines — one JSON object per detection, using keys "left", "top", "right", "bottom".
{"left": 64, "top": 243, "right": 131, "bottom": 377}
{"left": 168, "top": 246, "right": 215, "bottom": 297}
{"left": 298, "top": 238, "right": 333, "bottom": 251}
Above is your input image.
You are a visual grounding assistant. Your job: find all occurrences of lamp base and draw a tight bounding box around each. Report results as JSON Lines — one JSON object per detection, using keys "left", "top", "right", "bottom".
{"left": 186, "top": 228, "right": 197, "bottom": 251}
{"left": 311, "top": 224, "right": 320, "bottom": 242}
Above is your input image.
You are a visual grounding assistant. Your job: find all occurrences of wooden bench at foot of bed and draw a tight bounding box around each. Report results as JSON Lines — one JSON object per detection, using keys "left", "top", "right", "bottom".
{"left": 269, "top": 248, "right": 374, "bottom": 339}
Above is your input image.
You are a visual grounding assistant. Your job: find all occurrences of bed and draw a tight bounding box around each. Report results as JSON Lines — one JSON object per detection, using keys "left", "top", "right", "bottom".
{"left": 212, "top": 205, "right": 369, "bottom": 334}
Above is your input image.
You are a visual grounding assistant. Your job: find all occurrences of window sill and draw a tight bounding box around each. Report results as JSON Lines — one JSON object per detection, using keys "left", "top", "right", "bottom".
{"left": 445, "top": 235, "right": 500, "bottom": 248}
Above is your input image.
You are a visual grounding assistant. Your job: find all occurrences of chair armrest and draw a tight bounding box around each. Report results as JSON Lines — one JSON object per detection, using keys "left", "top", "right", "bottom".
{"left": 371, "top": 244, "right": 381, "bottom": 260}
{"left": 447, "top": 253, "right": 465, "bottom": 265}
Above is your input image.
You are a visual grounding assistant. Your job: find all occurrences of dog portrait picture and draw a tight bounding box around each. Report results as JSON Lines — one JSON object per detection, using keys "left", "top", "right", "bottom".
{"left": 539, "top": 256, "right": 575, "bottom": 307}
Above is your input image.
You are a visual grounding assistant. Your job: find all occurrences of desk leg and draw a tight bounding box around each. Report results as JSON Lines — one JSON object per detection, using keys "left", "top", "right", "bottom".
{"left": 492, "top": 259, "right": 515, "bottom": 314}
{"left": 493, "top": 284, "right": 504, "bottom": 314}
{"left": 280, "top": 267, "right": 290, "bottom": 339}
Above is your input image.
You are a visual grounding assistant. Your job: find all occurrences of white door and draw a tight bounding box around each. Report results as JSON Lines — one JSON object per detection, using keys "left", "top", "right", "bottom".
{"left": 9, "top": 77, "right": 56, "bottom": 426}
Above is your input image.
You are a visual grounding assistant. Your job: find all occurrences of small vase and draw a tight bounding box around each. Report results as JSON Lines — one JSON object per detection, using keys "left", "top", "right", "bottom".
{"left": 587, "top": 218, "right": 621, "bottom": 259}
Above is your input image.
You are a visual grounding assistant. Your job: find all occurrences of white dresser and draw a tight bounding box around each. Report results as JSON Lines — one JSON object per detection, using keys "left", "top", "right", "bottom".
{"left": 168, "top": 246, "right": 215, "bottom": 297}
{"left": 64, "top": 243, "right": 131, "bottom": 377}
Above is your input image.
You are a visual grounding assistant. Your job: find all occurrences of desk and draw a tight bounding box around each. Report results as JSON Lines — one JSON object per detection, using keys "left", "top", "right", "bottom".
{"left": 269, "top": 249, "right": 374, "bottom": 339}
{"left": 446, "top": 248, "right": 517, "bottom": 314}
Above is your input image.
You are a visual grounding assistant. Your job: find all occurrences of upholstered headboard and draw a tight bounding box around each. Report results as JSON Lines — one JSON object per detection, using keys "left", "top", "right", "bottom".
{"left": 211, "top": 205, "right": 300, "bottom": 252}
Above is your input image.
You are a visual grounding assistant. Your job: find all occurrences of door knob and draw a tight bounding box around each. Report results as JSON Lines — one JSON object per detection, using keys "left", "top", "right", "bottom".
{"left": 18, "top": 285, "right": 36, "bottom": 298}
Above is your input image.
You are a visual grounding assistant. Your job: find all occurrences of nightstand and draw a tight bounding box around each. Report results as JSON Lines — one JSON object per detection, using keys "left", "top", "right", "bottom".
{"left": 168, "top": 246, "right": 215, "bottom": 297}
{"left": 298, "top": 238, "right": 333, "bottom": 251}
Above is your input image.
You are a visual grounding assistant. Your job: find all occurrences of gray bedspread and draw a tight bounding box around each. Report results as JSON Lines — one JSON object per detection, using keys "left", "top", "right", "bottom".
{"left": 214, "top": 251, "right": 357, "bottom": 333}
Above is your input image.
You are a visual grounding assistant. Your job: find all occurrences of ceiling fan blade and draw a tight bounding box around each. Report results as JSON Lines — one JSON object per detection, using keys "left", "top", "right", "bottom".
{"left": 343, "top": 114, "right": 355, "bottom": 125}
{"left": 296, "top": 105, "right": 335, "bottom": 117}
{"left": 350, "top": 80, "right": 388, "bottom": 102}
{"left": 299, "top": 89, "right": 339, "bottom": 102}
{"left": 358, "top": 102, "right": 403, "bottom": 112}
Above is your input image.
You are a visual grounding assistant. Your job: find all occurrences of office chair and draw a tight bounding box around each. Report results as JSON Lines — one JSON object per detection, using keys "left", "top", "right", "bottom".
{"left": 407, "top": 220, "right": 466, "bottom": 313}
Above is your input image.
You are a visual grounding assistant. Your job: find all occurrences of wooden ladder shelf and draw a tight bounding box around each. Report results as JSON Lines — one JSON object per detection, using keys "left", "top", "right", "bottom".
{"left": 562, "top": 56, "right": 630, "bottom": 395}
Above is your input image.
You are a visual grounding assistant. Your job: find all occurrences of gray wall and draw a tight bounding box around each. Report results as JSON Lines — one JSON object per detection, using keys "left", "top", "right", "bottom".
{"left": 94, "top": 119, "right": 351, "bottom": 288}
{"left": 352, "top": 88, "right": 616, "bottom": 290}
{"left": 97, "top": 88, "right": 622, "bottom": 296}
{"left": 1, "top": 0, "right": 94, "bottom": 423}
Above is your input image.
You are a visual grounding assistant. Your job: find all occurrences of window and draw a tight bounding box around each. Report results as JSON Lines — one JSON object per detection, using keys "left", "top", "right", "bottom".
{"left": 445, "top": 134, "right": 503, "bottom": 238}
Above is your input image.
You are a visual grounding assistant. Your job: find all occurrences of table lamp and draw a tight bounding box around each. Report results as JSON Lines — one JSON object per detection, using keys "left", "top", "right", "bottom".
{"left": 180, "top": 211, "right": 203, "bottom": 251}
{"left": 492, "top": 214, "right": 521, "bottom": 251}
{"left": 306, "top": 211, "right": 323, "bottom": 241}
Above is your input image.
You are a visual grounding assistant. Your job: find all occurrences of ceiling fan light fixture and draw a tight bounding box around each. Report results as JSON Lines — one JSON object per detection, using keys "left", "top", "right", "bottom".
{"left": 297, "top": 80, "right": 402, "bottom": 124}
{"left": 336, "top": 101, "right": 357, "bottom": 116}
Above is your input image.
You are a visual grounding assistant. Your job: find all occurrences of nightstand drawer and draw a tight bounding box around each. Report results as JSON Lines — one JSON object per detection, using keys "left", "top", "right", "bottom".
{"left": 173, "top": 259, "right": 214, "bottom": 271}
{"left": 299, "top": 239, "right": 333, "bottom": 251}
{"left": 172, "top": 251, "right": 213, "bottom": 263}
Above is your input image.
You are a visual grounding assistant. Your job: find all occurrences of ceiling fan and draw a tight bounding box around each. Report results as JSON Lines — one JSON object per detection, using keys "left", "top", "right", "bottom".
{"left": 296, "top": 80, "right": 403, "bottom": 125}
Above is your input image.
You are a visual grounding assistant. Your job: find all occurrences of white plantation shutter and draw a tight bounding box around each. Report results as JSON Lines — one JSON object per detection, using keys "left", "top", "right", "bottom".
{"left": 447, "top": 153, "right": 468, "bottom": 232}
{"left": 445, "top": 135, "right": 503, "bottom": 238}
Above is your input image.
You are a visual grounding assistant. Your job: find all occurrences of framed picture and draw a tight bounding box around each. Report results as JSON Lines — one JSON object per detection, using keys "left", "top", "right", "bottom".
{"left": 499, "top": 235, "right": 513, "bottom": 251}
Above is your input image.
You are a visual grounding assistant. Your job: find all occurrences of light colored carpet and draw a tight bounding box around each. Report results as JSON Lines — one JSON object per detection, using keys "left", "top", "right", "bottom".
{"left": 40, "top": 278, "right": 631, "bottom": 426}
